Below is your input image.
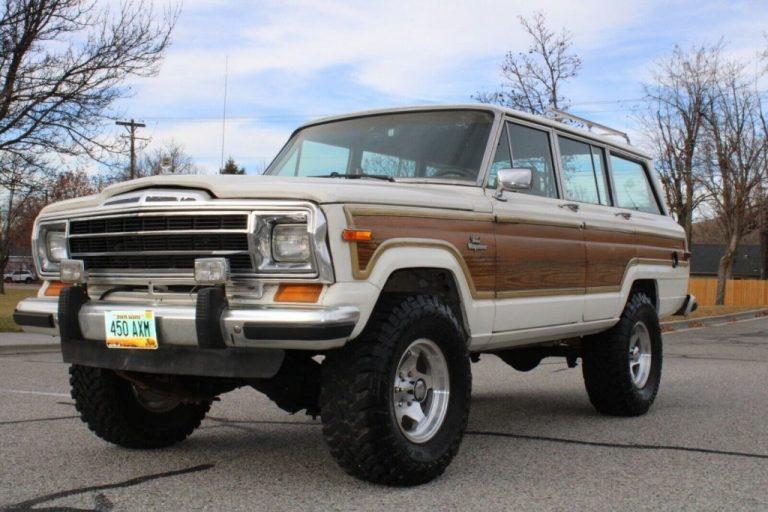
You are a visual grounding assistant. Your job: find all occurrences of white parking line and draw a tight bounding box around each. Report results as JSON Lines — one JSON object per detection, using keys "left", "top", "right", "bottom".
{"left": 0, "top": 388, "right": 70, "bottom": 398}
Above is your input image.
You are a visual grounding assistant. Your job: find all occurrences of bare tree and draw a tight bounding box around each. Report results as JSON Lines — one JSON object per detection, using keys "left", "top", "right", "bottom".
{"left": 474, "top": 12, "right": 581, "bottom": 114}
{"left": 0, "top": 154, "right": 47, "bottom": 293}
{"left": 699, "top": 63, "right": 768, "bottom": 304}
{"left": 8, "top": 168, "right": 95, "bottom": 264}
{"left": 135, "top": 140, "right": 199, "bottom": 177}
{"left": 640, "top": 44, "right": 722, "bottom": 243}
{"left": 0, "top": 0, "right": 178, "bottom": 161}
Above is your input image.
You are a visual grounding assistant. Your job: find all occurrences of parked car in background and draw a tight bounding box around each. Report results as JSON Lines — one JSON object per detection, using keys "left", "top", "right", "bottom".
{"left": 4, "top": 270, "right": 36, "bottom": 283}
{"left": 15, "top": 105, "right": 694, "bottom": 486}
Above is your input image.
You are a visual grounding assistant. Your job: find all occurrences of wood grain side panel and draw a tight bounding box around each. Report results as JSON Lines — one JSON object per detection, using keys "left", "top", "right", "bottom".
{"left": 495, "top": 223, "right": 585, "bottom": 293}
{"left": 585, "top": 228, "right": 637, "bottom": 289}
{"left": 637, "top": 233, "right": 687, "bottom": 261}
{"left": 350, "top": 214, "right": 497, "bottom": 294}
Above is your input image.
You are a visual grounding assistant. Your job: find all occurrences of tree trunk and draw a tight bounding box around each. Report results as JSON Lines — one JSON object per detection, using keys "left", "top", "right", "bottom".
{"left": 761, "top": 225, "right": 768, "bottom": 280}
{"left": 715, "top": 234, "right": 739, "bottom": 305}
{"left": 0, "top": 187, "right": 14, "bottom": 295}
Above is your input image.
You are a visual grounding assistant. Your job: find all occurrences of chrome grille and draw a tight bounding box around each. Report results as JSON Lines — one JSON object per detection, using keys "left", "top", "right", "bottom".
{"left": 67, "top": 212, "right": 253, "bottom": 275}
{"left": 69, "top": 214, "right": 247, "bottom": 234}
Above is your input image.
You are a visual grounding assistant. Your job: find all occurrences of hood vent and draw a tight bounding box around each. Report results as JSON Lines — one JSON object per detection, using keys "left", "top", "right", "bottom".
{"left": 102, "top": 188, "right": 210, "bottom": 207}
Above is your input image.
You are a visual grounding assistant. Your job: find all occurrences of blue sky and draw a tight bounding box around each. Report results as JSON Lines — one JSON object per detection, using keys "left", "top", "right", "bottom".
{"left": 113, "top": 0, "right": 768, "bottom": 175}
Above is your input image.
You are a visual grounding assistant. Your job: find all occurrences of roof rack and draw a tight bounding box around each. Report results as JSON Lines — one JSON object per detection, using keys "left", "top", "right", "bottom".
{"left": 546, "top": 108, "right": 631, "bottom": 145}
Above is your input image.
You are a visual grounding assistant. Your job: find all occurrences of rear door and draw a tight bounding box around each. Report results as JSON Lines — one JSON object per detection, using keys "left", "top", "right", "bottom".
{"left": 554, "top": 135, "right": 638, "bottom": 321}
{"left": 490, "top": 120, "right": 586, "bottom": 335}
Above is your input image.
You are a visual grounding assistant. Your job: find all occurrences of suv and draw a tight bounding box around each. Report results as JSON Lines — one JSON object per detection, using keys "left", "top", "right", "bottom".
{"left": 5, "top": 270, "right": 36, "bottom": 283}
{"left": 15, "top": 106, "right": 695, "bottom": 486}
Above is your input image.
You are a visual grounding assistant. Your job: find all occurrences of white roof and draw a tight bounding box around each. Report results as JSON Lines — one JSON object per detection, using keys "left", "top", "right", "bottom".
{"left": 297, "top": 103, "right": 650, "bottom": 160}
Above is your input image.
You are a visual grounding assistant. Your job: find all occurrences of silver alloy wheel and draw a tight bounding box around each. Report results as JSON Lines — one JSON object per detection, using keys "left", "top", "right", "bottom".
{"left": 628, "top": 321, "right": 652, "bottom": 388}
{"left": 131, "top": 385, "right": 180, "bottom": 413}
{"left": 392, "top": 338, "right": 450, "bottom": 444}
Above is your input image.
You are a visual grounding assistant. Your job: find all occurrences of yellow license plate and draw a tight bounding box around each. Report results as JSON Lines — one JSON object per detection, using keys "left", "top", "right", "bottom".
{"left": 104, "top": 310, "right": 158, "bottom": 349}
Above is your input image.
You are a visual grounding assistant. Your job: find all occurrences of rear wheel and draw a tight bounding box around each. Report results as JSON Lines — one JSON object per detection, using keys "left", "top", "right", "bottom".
{"left": 582, "top": 293, "right": 662, "bottom": 416}
{"left": 70, "top": 365, "right": 210, "bottom": 448}
{"left": 320, "top": 295, "right": 471, "bottom": 486}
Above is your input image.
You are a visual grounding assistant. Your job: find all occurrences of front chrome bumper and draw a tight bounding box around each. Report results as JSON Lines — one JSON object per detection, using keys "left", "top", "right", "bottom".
{"left": 15, "top": 296, "right": 360, "bottom": 351}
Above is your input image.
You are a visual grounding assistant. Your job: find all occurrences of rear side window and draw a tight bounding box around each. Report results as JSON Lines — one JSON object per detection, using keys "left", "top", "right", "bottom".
{"left": 558, "top": 136, "right": 610, "bottom": 205}
{"left": 610, "top": 155, "right": 661, "bottom": 214}
{"left": 506, "top": 122, "right": 558, "bottom": 198}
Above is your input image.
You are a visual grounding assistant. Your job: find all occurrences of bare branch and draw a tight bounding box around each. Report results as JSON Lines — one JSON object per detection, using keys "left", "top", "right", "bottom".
{"left": 473, "top": 11, "right": 581, "bottom": 115}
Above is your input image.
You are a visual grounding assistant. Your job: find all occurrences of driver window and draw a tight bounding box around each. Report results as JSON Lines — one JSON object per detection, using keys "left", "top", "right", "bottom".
{"left": 507, "top": 122, "right": 558, "bottom": 198}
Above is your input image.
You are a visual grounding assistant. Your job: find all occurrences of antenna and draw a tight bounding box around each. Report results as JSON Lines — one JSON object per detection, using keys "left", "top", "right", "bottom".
{"left": 547, "top": 108, "right": 631, "bottom": 144}
{"left": 220, "top": 55, "right": 229, "bottom": 171}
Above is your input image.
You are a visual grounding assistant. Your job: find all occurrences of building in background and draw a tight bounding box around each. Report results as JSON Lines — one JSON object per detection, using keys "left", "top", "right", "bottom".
{"left": 689, "top": 244, "right": 762, "bottom": 278}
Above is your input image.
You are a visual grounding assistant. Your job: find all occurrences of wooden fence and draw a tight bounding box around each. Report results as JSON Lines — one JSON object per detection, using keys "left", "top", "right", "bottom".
{"left": 689, "top": 278, "right": 768, "bottom": 306}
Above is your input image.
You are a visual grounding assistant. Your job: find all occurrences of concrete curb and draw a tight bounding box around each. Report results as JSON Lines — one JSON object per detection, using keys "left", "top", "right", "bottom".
{"left": 662, "top": 308, "right": 768, "bottom": 332}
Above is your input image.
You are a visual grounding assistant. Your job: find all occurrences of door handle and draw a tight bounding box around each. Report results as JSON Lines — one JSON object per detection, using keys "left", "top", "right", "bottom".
{"left": 615, "top": 212, "right": 632, "bottom": 220}
{"left": 558, "top": 203, "right": 580, "bottom": 212}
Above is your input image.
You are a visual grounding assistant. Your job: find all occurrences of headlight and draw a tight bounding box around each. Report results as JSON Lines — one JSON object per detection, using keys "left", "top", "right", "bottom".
{"left": 271, "top": 224, "right": 311, "bottom": 262}
{"left": 36, "top": 223, "right": 67, "bottom": 273}
{"left": 46, "top": 231, "right": 68, "bottom": 262}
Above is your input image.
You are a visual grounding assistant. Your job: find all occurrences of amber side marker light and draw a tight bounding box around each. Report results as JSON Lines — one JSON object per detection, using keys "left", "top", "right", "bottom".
{"left": 274, "top": 283, "right": 323, "bottom": 303}
{"left": 44, "top": 281, "right": 72, "bottom": 297}
{"left": 342, "top": 229, "right": 372, "bottom": 242}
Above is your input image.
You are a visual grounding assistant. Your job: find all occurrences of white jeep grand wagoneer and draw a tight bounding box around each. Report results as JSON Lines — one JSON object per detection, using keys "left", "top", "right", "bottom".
{"left": 15, "top": 105, "right": 695, "bottom": 485}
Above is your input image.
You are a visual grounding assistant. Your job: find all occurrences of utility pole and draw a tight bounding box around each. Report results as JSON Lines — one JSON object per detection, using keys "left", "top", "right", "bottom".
{"left": 116, "top": 119, "right": 146, "bottom": 180}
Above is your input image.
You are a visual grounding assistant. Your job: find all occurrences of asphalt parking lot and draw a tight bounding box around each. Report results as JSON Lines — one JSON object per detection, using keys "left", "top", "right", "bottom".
{"left": 1, "top": 318, "right": 767, "bottom": 511}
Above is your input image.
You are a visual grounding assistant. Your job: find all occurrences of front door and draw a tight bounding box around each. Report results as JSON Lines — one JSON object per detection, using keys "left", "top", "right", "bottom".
{"left": 490, "top": 121, "right": 586, "bottom": 335}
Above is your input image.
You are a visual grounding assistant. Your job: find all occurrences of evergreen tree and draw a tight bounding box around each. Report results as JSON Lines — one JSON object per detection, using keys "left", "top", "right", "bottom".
{"left": 220, "top": 157, "right": 245, "bottom": 175}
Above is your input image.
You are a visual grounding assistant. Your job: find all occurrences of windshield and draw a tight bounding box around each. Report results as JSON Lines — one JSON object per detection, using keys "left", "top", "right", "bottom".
{"left": 265, "top": 110, "right": 494, "bottom": 182}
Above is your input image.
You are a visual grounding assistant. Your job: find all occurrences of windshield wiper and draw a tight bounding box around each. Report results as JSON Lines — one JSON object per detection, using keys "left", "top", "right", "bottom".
{"left": 313, "top": 171, "right": 395, "bottom": 182}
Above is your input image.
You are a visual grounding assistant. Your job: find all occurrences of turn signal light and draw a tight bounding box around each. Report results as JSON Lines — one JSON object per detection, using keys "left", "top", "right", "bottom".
{"left": 342, "top": 229, "right": 372, "bottom": 242}
{"left": 44, "top": 281, "right": 72, "bottom": 297}
{"left": 274, "top": 283, "right": 323, "bottom": 303}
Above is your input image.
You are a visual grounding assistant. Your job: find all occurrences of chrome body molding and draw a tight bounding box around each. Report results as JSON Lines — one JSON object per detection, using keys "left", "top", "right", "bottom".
{"left": 16, "top": 296, "right": 360, "bottom": 350}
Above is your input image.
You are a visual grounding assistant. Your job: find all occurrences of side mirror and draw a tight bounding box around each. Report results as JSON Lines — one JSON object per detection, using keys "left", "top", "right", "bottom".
{"left": 495, "top": 168, "right": 531, "bottom": 200}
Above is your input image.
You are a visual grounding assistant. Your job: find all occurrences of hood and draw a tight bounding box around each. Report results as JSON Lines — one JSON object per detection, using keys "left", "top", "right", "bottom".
{"left": 40, "top": 174, "right": 491, "bottom": 215}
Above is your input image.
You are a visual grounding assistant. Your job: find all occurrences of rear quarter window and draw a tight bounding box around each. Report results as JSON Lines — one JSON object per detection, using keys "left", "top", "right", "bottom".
{"left": 609, "top": 154, "right": 661, "bottom": 215}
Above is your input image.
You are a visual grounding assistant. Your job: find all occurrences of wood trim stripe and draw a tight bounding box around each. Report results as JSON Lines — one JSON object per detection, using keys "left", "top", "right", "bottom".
{"left": 348, "top": 237, "right": 495, "bottom": 300}
{"left": 343, "top": 205, "right": 689, "bottom": 301}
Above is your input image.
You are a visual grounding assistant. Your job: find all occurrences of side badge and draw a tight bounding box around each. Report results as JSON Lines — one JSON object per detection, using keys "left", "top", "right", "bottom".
{"left": 468, "top": 235, "right": 487, "bottom": 251}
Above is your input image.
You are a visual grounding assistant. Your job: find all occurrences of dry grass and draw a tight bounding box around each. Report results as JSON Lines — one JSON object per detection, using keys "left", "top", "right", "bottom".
{"left": 0, "top": 287, "right": 38, "bottom": 332}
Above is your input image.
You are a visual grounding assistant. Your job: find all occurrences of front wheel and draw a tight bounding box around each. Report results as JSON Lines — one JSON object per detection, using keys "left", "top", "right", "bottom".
{"left": 320, "top": 295, "right": 471, "bottom": 486}
{"left": 70, "top": 365, "right": 211, "bottom": 448}
{"left": 582, "top": 293, "right": 662, "bottom": 416}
